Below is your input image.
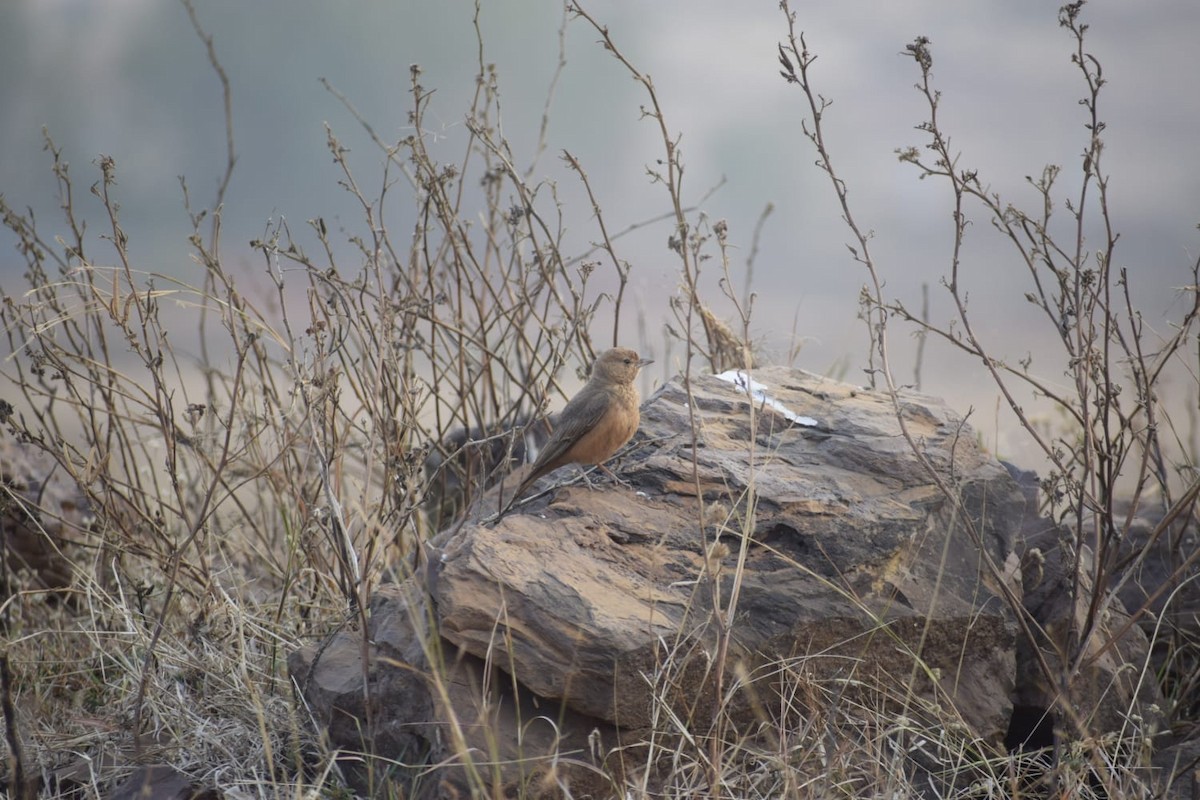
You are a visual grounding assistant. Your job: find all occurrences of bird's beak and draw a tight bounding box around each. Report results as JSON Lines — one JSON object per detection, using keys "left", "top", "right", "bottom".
{"left": 638, "top": 358, "right": 654, "bottom": 368}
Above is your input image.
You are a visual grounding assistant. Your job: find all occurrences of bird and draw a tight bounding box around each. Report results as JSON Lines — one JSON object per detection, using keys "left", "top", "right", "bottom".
{"left": 506, "top": 347, "right": 653, "bottom": 509}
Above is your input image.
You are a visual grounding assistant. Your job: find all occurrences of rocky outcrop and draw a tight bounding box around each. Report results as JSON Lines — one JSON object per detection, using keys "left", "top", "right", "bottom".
{"left": 1014, "top": 527, "right": 1164, "bottom": 741}
{"left": 291, "top": 366, "right": 1161, "bottom": 796}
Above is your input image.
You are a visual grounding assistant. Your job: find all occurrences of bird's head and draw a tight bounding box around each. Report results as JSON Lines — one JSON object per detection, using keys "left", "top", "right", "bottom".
{"left": 592, "top": 347, "right": 653, "bottom": 385}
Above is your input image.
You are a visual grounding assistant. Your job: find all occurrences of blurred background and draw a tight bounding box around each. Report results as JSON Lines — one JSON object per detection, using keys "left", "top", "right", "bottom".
{"left": 2, "top": 0, "right": 1197, "bottom": 470}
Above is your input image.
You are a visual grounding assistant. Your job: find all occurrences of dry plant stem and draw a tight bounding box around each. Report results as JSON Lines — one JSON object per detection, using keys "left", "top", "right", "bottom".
{"left": 744, "top": 202, "right": 774, "bottom": 310}
{"left": 460, "top": 115, "right": 597, "bottom": 362}
{"left": 1085, "top": 476, "right": 1200, "bottom": 664}
{"left": 563, "top": 178, "right": 726, "bottom": 272}
{"left": 0, "top": 2, "right": 673, "bottom": 794}
{"left": 257, "top": 226, "right": 378, "bottom": 753}
{"left": 571, "top": 5, "right": 746, "bottom": 793}
{"left": 708, "top": 222, "right": 759, "bottom": 780}
{"left": 895, "top": 9, "right": 1200, "bottom": 735}
{"left": 778, "top": 0, "right": 1056, "bottom": 713}
{"left": 776, "top": 28, "right": 883, "bottom": 388}
{"left": 261, "top": 245, "right": 358, "bottom": 608}
{"left": 131, "top": 325, "right": 255, "bottom": 749}
{"left": 525, "top": 1, "right": 571, "bottom": 179}
{"left": 178, "top": 0, "right": 246, "bottom": 508}
{"left": 0, "top": 491, "right": 45, "bottom": 800}
{"left": 914, "top": 282, "right": 929, "bottom": 390}
{"left": 410, "top": 76, "right": 576, "bottom": 374}
{"left": 561, "top": 150, "right": 630, "bottom": 347}
{"left": 180, "top": 0, "right": 236, "bottom": 209}
{"left": 812, "top": 3, "right": 1200, "bottom": 785}
{"left": 180, "top": 0, "right": 238, "bottom": 413}
{"left": 313, "top": 25, "right": 609, "bottom": 510}
{"left": 320, "top": 77, "right": 417, "bottom": 193}
{"left": 567, "top": 4, "right": 713, "bottom": 365}
{"left": 893, "top": 8, "right": 1197, "bottom": 544}
{"left": 1, "top": 653, "right": 33, "bottom": 800}
{"left": 77, "top": 154, "right": 265, "bottom": 744}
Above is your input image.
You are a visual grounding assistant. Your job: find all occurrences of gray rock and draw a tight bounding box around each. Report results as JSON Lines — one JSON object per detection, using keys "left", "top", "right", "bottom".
{"left": 289, "top": 583, "right": 616, "bottom": 798}
{"left": 294, "top": 366, "right": 1039, "bottom": 794}
{"left": 1014, "top": 526, "right": 1165, "bottom": 745}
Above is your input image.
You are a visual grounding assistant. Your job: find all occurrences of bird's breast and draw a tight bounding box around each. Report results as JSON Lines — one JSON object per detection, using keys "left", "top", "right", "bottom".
{"left": 570, "top": 388, "right": 640, "bottom": 465}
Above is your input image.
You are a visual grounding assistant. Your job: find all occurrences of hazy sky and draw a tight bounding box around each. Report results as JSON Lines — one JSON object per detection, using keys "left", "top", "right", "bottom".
{"left": 2, "top": 1, "right": 1197, "bottom": 466}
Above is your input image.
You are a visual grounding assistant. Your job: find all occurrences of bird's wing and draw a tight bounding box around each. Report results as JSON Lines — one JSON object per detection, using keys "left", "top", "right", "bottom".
{"left": 530, "top": 386, "right": 613, "bottom": 471}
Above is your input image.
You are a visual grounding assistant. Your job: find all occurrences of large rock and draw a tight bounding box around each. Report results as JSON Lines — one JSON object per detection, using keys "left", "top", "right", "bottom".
{"left": 289, "top": 582, "right": 618, "bottom": 798}
{"left": 293, "top": 366, "right": 1031, "bottom": 794}
{"left": 435, "top": 368, "right": 1024, "bottom": 735}
{"left": 1010, "top": 525, "right": 1166, "bottom": 752}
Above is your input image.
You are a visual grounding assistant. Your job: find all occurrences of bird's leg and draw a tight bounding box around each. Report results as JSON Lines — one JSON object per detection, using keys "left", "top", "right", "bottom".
{"left": 575, "top": 464, "right": 599, "bottom": 489}
{"left": 570, "top": 464, "right": 619, "bottom": 489}
{"left": 593, "top": 462, "right": 633, "bottom": 487}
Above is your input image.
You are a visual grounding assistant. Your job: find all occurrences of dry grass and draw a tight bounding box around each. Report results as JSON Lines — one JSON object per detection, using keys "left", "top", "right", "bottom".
{"left": 2, "top": 1, "right": 1198, "bottom": 798}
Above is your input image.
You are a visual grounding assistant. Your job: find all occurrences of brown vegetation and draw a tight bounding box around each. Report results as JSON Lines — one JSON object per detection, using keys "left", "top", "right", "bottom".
{"left": 1, "top": 1, "right": 1198, "bottom": 797}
